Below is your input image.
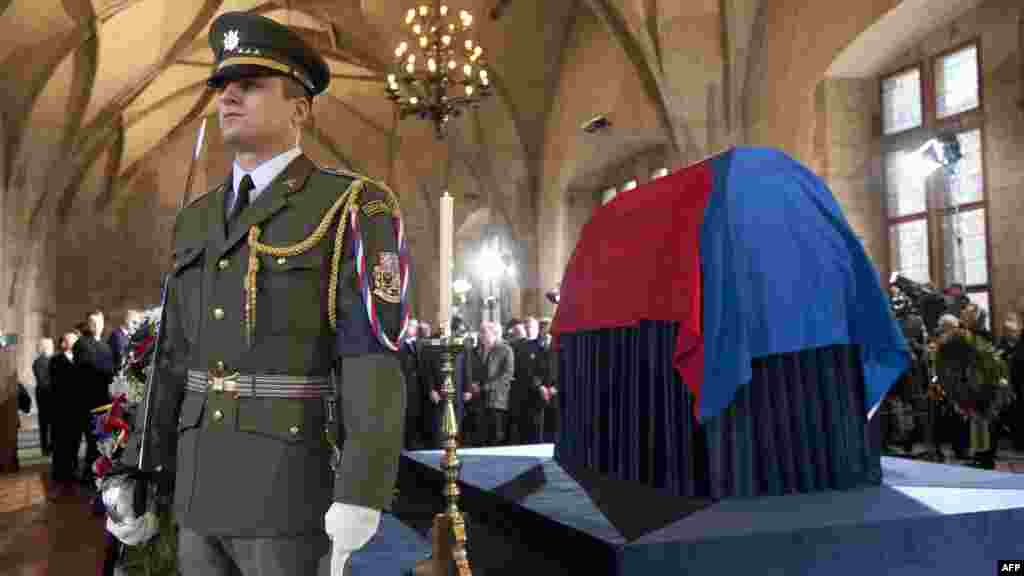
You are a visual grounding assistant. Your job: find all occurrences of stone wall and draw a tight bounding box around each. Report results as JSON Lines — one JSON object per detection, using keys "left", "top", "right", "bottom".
{"left": 817, "top": 78, "right": 888, "bottom": 278}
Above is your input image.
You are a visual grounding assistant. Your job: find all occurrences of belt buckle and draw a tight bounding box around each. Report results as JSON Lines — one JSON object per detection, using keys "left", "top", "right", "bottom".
{"left": 208, "top": 366, "right": 240, "bottom": 394}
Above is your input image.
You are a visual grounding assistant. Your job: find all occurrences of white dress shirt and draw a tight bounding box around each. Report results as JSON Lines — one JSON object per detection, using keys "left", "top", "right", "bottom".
{"left": 231, "top": 146, "right": 381, "bottom": 558}
{"left": 229, "top": 146, "right": 303, "bottom": 209}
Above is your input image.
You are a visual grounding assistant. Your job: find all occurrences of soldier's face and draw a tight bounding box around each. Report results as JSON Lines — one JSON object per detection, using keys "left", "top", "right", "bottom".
{"left": 216, "top": 76, "right": 299, "bottom": 152}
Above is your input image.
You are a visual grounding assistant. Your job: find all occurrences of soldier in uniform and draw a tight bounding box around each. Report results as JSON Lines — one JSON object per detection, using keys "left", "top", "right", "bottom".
{"left": 123, "top": 12, "right": 410, "bottom": 576}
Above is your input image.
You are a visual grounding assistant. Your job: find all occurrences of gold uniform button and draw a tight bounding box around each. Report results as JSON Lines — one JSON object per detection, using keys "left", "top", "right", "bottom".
{"left": 212, "top": 410, "right": 224, "bottom": 422}
{"left": 276, "top": 257, "right": 287, "bottom": 265}
{"left": 289, "top": 425, "right": 301, "bottom": 436}
{"left": 213, "top": 308, "right": 225, "bottom": 320}
{"left": 218, "top": 259, "right": 230, "bottom": 270}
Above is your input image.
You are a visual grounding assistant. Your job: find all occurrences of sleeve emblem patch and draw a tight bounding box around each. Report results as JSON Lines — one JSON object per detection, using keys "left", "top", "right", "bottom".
{"left": 372, "top": 252, "right": 402, "bottom": 304}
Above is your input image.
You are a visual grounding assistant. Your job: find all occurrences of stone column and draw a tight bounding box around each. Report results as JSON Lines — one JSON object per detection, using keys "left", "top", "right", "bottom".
{"left": 537, "top": 184, "right": 568, "bottom": 319}
{"left": 818, "top": 78, "right": 887, "bottom": 277}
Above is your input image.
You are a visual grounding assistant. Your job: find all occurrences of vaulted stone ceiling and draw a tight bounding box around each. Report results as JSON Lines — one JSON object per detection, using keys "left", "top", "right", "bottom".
{"left": 0, "top": 0, "right": 582, "bottom": 319}
{"left": 0, "top": 0, "right": 565, "bottom": 226}
{"left": 0, "top": 0, "right": 986, "bottom": 341}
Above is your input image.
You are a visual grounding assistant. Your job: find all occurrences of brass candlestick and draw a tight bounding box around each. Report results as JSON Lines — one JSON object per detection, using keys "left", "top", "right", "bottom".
{"left": 416, "top": 330, "right": 472, "bottom": 576}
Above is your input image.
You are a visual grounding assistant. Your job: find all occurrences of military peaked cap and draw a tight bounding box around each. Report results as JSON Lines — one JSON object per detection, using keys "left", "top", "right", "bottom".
{"left": 207, "top": 11, "right": 330, "bottom": 96}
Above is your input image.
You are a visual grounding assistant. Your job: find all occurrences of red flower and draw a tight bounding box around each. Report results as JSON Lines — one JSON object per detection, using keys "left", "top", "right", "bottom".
{"left": 132, "top": 335, "right": 155, "bottom": 359}
{"left": 103, "top": 415, "right": 129, "bottom": 434}
{"left": 93, "top": 456, "right": 113, "bottom": 477}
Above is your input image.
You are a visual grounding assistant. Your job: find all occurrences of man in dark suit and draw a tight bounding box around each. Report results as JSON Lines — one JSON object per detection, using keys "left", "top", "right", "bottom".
{"left": 49, "top": 332, "right": 80, "bottom": 497}
{"left": 107, "top": 310, "right": 141, "bottom": 374}
{"left": 509, "top": 317, "right": 547, "bottom": 444}
{"left": 539, "top": 318, "right": 559, "bottom": 444}
{"left": 73, "top": 311, "right": 115, "bottom": 486}
{"left": 399, "top": 318, "right": 422, "bottom": 449}
{"left": 32, "top": 338, "right": 55, "bottom": 455}
{"left": 123, "top": 12, "right": 409, "bottom": 576}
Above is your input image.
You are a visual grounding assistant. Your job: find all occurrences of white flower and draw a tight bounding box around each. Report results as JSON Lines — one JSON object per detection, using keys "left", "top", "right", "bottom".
{"left": 98, "top": 437, "right": 118, "bottom": 458}
{"left": 224, "top": 29, "right": 240, "bottom": 52}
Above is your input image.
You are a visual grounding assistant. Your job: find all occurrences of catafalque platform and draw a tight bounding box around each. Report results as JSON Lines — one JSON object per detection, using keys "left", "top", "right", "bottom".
{"left": 394, "top": 444, "right": 1024, "bottom": 575}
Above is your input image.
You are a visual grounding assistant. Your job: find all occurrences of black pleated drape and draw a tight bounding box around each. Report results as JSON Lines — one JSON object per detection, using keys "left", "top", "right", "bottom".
{"left": 554, "top": 321, "right": 881, "bottom": 500}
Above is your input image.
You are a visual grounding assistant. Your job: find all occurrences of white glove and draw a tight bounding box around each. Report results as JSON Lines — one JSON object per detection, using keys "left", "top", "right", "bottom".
{"left": 325, "top": 502, "right": 381, "bottom": 575}
{"left": 107, "top": 511, "right": 159, "bottom": 546}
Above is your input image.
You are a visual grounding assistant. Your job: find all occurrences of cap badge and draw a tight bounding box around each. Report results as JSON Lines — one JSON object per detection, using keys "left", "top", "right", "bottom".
{"left": 223, "top": 29, "right": 240, "bottom": 52}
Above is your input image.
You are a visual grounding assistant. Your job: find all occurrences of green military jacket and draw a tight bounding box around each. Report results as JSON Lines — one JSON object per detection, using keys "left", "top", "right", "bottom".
{"left": 137, "top": 154, "right": 408, "bottom": 537}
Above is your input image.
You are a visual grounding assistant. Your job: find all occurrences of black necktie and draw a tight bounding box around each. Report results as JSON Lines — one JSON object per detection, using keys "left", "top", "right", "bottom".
{"left": 228, "top": 174, "right": 254, "bottom": 229}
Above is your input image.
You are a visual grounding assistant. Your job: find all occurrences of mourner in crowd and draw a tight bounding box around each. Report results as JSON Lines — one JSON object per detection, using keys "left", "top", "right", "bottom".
{"left": 49, "top": 331, "right": 80, "bottom": 498}
{"left": 107, "top": 309, "right": 141, "bottom": 373}
{"left": 72, "top": 310, "right": 115, "bottom": 487}
{"left": 539, "top": 318, "right": 559, "bottom": 444}
{"left": 1012, "top": 320, "right": 1024, "bottom": 451}
{"left": 32, "top": 338, "right": 55, "bottom": 456}
{"left": 506, "top": 319, "right": 527, "bottom": 344}
{"left": 509, "top": 317, "right": 548, "bottom": 444}
{"left": 400, "top": 318, "right": 422, "bottom": 450}
{"left": 465, "top": 321, "right": 513, "bottom": 446}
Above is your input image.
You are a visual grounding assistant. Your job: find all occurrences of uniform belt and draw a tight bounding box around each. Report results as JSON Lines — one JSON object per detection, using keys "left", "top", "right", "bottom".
{"left": 186, "top": 369, "right": 332, "bottom": 399}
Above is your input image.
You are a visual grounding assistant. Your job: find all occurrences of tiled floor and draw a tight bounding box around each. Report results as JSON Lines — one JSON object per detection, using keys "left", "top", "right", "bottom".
{"left": 0, "top": 465, "right": 107, "bottom": 576}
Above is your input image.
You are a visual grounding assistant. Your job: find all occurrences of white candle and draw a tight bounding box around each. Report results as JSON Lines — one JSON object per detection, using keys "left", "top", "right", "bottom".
{"left": 439, "top": 191, "right": 454, "bottom": 334}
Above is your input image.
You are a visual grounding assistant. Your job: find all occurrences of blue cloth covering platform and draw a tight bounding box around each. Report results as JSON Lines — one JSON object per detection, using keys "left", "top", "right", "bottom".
{"left": 339, "top": 513, "right": 431, "bottom": 575}
{"left": 402, "top": 445, "right": 1024, "bottom": 575}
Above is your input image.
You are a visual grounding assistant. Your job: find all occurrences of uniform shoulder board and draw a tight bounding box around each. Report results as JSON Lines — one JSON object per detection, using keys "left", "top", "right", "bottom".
{"left": 320, "top": 167, "right": 397, "bottom": 210}
{"left": 320, "top": 166, "right": 366, "bottom": 182}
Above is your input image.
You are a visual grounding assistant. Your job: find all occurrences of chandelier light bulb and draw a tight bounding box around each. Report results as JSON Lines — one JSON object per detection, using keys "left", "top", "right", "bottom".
{"left": 387, "top": 4, "right": 491, "bottom": 139}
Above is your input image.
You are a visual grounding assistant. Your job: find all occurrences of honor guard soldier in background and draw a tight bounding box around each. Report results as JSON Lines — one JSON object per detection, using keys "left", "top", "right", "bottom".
{"left": 125, "top": 12, "right": 410, "bottom": 576}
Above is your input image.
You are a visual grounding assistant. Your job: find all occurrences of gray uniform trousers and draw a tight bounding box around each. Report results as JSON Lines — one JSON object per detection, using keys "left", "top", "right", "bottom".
{"left": 178, "top": 527, "right": 345, "bottom": 576}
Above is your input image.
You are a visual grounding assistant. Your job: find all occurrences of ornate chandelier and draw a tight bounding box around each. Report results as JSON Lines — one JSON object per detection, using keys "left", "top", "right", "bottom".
{"left": 385, "top": 3, "right": 492, "bottom": 139}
